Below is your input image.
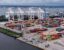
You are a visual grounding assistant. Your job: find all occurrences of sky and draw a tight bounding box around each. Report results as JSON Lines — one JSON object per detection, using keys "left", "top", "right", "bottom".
{"left": 0, "top": 0, "right": 64, "bottom": 6}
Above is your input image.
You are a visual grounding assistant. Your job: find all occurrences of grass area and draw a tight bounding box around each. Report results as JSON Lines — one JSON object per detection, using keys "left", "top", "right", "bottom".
{"left": 0, "top": 27, "right": 22, "bottom": 38}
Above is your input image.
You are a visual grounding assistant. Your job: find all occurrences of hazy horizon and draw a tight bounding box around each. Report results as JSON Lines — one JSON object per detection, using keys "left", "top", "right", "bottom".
{"left": 0, "top": 0, "right": 64, "bottom": 6}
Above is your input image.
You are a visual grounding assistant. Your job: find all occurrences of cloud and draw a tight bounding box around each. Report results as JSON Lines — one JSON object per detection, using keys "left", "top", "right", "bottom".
{"left": 0, "top": 0, "right": 64, "bottom": 5}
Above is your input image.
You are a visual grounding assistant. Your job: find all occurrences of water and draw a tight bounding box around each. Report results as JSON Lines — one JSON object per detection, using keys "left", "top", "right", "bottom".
{"left": 0, "top": 32, "right": 42, "bottom": 50}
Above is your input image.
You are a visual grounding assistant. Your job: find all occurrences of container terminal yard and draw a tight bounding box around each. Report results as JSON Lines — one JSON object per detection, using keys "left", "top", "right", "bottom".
{"left": 0, "top": 6, "right": 64, "bottom": 50}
